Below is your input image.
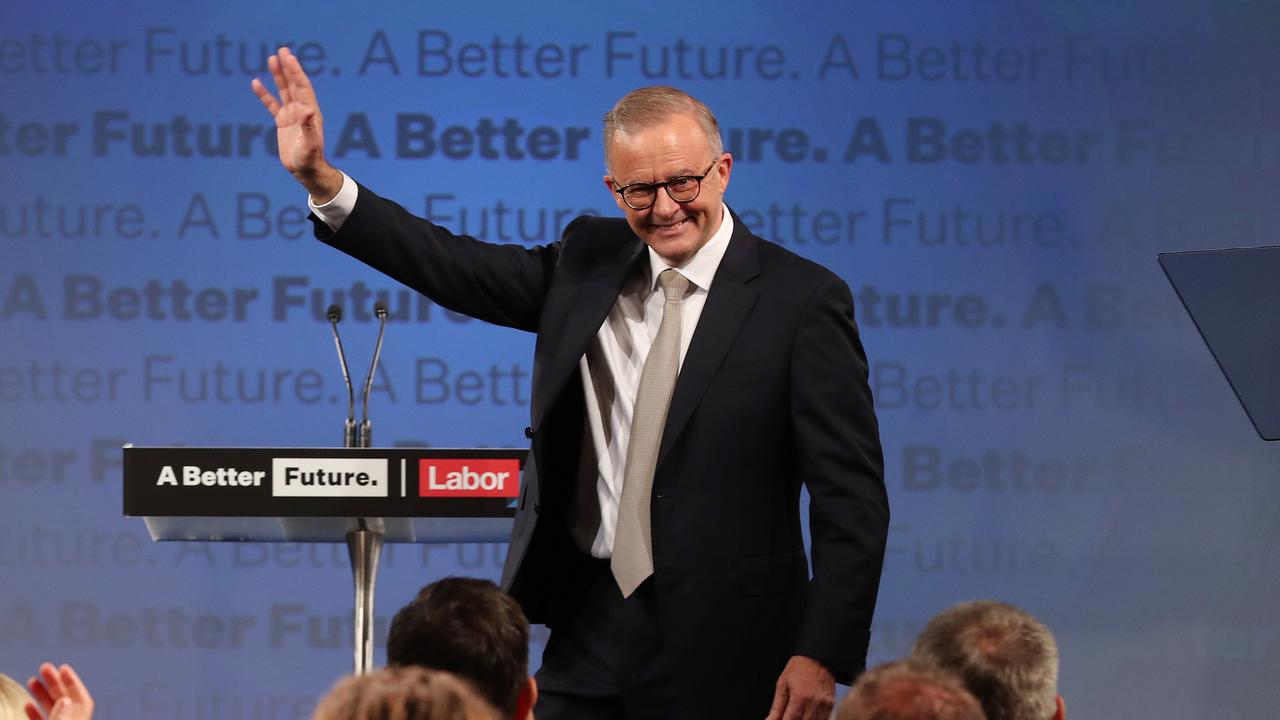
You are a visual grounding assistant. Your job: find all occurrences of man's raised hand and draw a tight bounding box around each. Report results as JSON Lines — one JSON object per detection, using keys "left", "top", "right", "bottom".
{"left": 250, "top": 46, "right": 343, "bottom": 202}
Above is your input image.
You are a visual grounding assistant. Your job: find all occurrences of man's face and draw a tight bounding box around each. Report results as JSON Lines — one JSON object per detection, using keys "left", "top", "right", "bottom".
{"left": 604, "top": 113, "right": 733, "bottom": 266}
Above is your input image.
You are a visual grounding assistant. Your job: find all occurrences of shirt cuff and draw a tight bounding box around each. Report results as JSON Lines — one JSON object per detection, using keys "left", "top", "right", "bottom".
{"left": 308, "top": 171, "right": 358, "bottom": 231}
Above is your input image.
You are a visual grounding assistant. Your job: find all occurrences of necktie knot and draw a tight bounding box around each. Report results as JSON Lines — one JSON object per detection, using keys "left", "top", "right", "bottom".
{"left": 658, "top": 268, "right": 690, "bottom": 302}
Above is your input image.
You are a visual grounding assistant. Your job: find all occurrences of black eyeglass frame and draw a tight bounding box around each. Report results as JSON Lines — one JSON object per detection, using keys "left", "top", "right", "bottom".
{"left": 611, "top": 158, "right": 721, "bottom": 210}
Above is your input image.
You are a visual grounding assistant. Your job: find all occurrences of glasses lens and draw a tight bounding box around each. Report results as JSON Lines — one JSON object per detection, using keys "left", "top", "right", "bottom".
{"left": 666, "top": 177, "right": 700, "bottom": 202}
{"left": 623, "top": 186, "right": 656, "bottom": 209}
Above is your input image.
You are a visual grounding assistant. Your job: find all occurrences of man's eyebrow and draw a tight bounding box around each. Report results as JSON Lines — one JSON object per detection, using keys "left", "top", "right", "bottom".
{"left": 620, "top": 168, "right": 700, "bottom": 186}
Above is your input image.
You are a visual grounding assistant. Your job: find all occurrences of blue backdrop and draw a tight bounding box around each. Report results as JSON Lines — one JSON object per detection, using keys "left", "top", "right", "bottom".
{"left": 4, "top": 2, "right": 1280, "bottom": 717}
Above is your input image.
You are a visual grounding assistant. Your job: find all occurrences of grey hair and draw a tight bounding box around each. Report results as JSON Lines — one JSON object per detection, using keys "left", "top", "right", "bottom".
{"left": 602, "top": 86, "right": 723, "bottom": 172}
{"left": 838, "top": 660, "right": 987, "bottom": 720}
{"left": 912, "top": 600, "right": 1059, "bottom": 720}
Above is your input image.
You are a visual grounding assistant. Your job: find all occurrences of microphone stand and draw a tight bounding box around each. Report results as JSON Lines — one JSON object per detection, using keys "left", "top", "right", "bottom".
{"left": 329, "top": 302, "right": 386, "bottom": 675}
{"left": 328, "top": 305, "right": 357, "bottom": 450}
{"left": 359, "top": 303, "right": 388, "bottom": 450}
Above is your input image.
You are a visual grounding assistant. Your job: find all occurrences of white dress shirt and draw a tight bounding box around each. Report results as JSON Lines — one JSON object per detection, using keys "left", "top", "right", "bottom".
{"left": 310, "top": 173, "right": 735, "bottom": 558}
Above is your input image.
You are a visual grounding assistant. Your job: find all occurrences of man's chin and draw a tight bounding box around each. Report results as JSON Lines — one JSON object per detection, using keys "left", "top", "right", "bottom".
{"left": 643, "top": 234, "right": 699, "bottom": 265}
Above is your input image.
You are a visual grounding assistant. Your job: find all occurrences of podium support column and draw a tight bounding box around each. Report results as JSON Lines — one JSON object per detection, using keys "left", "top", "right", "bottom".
{"left": 346, "top": 524, "right": 383, "bottom": 674}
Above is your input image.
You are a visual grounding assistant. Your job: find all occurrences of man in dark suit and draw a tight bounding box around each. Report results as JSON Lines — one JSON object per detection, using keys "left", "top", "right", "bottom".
{"left": 252, "top": 47, "right": 888, "bottom": 720}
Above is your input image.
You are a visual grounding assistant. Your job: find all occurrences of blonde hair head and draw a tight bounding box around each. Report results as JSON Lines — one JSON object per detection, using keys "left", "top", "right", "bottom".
{"left": 0, "top": 673, "right": 33, "bottom": 720}
{"left": 312, "top": 667, "right": 501, "bottom": 720}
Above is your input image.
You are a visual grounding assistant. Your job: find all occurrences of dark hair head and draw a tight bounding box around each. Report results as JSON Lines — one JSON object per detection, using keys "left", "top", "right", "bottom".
{"left": 386, "top": 577, "right": 529, "bottom": 716}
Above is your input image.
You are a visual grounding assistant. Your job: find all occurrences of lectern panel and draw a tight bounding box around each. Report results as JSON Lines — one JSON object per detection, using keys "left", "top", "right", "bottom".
{"left": 124, "top": 446, "right": 526, "bottom": 542}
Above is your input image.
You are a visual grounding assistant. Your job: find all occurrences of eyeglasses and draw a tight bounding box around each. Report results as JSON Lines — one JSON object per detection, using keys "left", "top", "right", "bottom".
{"left": 612, "top": 158, "right": 720, "bottom": 210}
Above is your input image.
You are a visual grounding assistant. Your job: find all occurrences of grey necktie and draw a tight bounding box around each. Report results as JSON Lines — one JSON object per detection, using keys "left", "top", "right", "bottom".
{"left": 612, "top": 268, "right": 690, "bottom": 598}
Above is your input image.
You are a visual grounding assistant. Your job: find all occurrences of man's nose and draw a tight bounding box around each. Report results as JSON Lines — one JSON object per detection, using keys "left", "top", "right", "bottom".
{"left": 651, "top": 186, "right": 681, "bottom": 218}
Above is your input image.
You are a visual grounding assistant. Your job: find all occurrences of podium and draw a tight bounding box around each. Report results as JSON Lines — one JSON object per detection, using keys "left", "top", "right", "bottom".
{"left": 1160, "top": 246, "right": 1280, "bottom": 441}
{"left": 123, "top": 445, "right": 526, "bottom": 673}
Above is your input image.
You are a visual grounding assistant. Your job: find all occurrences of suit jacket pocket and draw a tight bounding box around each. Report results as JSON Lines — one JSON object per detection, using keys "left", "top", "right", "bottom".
{"left": 739, "top": 549, "right": 807, "bottom": 596}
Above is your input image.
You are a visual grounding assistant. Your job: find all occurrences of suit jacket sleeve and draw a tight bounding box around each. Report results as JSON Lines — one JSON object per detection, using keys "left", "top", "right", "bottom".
{"left": 789, "top": 274, "right": 889, "bottom": 683}
{"left": 311, "top": 181, "right": 572, "bottom": 332}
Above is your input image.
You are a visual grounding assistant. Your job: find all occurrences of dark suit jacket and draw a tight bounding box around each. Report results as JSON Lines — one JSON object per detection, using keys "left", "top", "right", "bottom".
{"left": 315, "top": 184, "right": 889, "bottom": 718}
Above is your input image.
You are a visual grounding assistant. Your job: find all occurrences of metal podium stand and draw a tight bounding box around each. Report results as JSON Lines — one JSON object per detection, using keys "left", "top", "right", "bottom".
{"left": 123, "top": 446, "right": 526, "bottom": 674}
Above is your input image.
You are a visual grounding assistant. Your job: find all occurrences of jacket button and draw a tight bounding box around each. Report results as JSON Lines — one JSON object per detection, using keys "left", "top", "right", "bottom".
{"left": 524, "top": 426, "right": 534, "bottom": 439}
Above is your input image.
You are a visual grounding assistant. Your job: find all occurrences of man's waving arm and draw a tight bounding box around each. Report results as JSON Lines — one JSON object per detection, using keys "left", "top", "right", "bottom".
{"left": 250, "top": 47, "right": 343, "bottom": 204}
{"left": 249, "top": 47, "right": 559, "bottom": 332}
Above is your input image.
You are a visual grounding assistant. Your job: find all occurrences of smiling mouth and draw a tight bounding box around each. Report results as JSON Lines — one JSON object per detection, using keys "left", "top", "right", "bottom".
{"left": 651, "top": 218, "right": 689, "bottom": 233}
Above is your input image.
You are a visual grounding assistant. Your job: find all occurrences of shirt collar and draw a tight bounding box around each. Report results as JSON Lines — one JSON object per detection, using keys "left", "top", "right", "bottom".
{"left": 646, "top": 203, "right": 734, "bottom": 294}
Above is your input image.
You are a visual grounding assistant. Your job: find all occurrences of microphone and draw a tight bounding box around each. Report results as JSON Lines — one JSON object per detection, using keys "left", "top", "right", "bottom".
{"left": 328, "top": 304, "right": 357, "bottom": 448}
{"left": 359, "top": 301, "right": 389, "bottom": 448}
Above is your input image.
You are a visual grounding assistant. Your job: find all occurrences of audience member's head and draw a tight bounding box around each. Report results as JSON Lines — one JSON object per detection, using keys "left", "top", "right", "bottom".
{"left": 0, "top": 674, "right": 33, "bottom": 720}
{"left": 912, "top": 600, "right": 1064, "bottom": 720}
{"left": 312, "top": 667, "right": 500, "bottom": 720}
{"left": 387, "top": 577, "right": 535, "bottom": 720}
{"left": 838, "top": 660, "right": 986, "bottom": 720}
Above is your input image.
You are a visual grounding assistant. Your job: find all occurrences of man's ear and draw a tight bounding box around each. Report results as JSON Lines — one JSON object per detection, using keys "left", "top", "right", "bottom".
{"left": 603, "top": 175, "right": 628, "bottom": 213}
{"left": 1053, "top": 693, "right": 1066, "bottom": 720}
{"left": 716, "top": 152, "right": 733, "bottom": 192}
{"left": 514, "top": 676, "right": 538, "bottom": 720}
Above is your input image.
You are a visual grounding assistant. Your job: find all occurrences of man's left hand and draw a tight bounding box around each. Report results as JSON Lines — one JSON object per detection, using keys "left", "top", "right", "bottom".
{"left": 765, "top": 655, "right": 835, "bottom": 720}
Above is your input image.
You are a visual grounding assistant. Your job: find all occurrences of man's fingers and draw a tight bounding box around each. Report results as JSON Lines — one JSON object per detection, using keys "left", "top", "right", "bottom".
{"left": 279, "top": 47, "right": 317, "bottom": 107}
{"left": 782, "top": 694, "right": 817, "bottom": 720}
{"left": 793, "top": 693, "right": 833, "bottom": 720}
{"left": 268, "top": 54, "right": 291, "bottom": 106}
{"left": 780, "top": 693, "right": 802, "bottom": 720}
{"left": 23, "top": 701, "right": 42, "bottom": 720}
{"left": 250, "top": 78, "right": 281, "bottom": 116}
{"left": 58, "top": 665, "right": 90, "bottom": 707}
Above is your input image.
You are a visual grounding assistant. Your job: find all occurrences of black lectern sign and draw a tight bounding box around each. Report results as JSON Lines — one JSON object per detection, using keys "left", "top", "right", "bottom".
{"left": 124, "top": 446, "right": 525, "bottom": 517}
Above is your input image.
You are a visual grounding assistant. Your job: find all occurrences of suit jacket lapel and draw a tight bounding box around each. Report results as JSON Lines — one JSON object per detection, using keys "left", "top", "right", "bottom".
{"left": 657, "top": 209, "right": 761, "bottom": 467}
{"left": 530, "top": 231, "right": 645, "bottom": 430}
